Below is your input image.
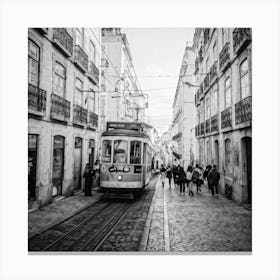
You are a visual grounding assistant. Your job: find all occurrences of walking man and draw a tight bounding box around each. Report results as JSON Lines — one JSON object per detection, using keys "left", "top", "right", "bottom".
{"left": 166, "top": 165, "right": 173, "bottom": 189}
{"left": 178, "top": 166, "right": 186, "bottom": 195}
{"left": 207, "top": 165, "right": 220, "bottom": 197}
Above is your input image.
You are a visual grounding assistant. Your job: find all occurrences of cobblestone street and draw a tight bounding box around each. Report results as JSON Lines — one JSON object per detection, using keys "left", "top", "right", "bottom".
{"left": 146, "top": 178, "right": 252, "bottom": 252}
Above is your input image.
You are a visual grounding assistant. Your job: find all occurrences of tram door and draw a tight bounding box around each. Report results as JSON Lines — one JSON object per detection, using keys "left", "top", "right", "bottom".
{"left": 52, "top": 136, "right": 65, "bottom": 196}
{"left": 74, "top": 137, "right": 82, "bottom": 190}
{"left": 143, "top": 143, "right": 147, "bottom": 184}
{"left": 28, "top": 134, "right": 38, "bottom": 201}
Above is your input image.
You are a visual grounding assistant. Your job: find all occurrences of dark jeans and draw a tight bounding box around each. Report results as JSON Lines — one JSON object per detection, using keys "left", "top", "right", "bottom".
{"left": 210, "top": 184, "right": 218, "bottom": 195}
{"left": 168, "top": 177, "right": 172, "bottom": 186}
{"left": 179, "top": 182, "right": 185, "bottom": 193}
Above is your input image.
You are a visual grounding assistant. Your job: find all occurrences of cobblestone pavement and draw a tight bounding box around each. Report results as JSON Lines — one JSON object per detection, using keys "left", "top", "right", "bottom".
{"left": 146, "top": 180, "right": 252, "bottom": 252}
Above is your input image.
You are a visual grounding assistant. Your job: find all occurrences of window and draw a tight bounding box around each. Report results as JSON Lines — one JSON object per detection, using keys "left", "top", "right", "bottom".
{"left": 221, "top": 28, "right": 226, "bottom": 46}
{"left": 53, "top": 62, "right": 66, "bottom": 97}
{"left": 240, "top": 58, "right": 249, "bottom": 99}
{"left": 130, "top": 141, "right": 142, "bottom": 164}
{"left": 75, "top": 78, "right": 83, "bottom": 106}
{"left": 225, "top": 139, "right": 232, "bottom": 175}
{"left": 211, "top": 90, "right": 217, "bottom": 116}
{"left": 88, "top": 90, "right": 95, "bottom": 112}
{"left": 206, "top": 98, "right": 211, "bottom": 119}
{"left": 224, "top": 77, "right": 231, "bottom": 109}
{"left": 28, "top": 39, "right": 40, "bottom": 86}
{"left": 102, "top": 140, "right": 112, "bottom": 163}
{"left": 89, "top": 41, "right": 96, "bottom": 63}
{"left": 113, "top": 140, "right": 128, "bottom": 164}
{"left": 213, "top": 41, "right": 217, "bottom": 59}
{"left": 76, "top": 28, "right": 84, "bottom": 48}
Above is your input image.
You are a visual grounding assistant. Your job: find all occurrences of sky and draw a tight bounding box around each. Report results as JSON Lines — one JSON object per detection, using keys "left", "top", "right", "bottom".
{"left": 123, "top": 28, "right": 195, "bottom": 135}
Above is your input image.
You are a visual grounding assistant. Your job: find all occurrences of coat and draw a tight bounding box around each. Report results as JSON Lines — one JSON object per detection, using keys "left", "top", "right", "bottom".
{"left": 207, "top": 169, "right": 220, "bottom": 185}
{"left": 178, "top": 167, "right": 186, "bottom": 183}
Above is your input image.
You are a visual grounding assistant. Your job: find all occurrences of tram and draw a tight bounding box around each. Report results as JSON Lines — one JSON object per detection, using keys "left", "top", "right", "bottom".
{"left": 100, "top": 122, "right": 153, "bottom": 194}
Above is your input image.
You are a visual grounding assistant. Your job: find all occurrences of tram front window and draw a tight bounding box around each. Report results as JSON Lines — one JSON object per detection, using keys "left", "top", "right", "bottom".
{"left": 130, "top": 141, "right": 142, "bottom": 164}
{"left": 113, "top": 140, "right": 128, "bottom": 164}
{"left": 102, "top": 140, "right": 112, "bottom": 163}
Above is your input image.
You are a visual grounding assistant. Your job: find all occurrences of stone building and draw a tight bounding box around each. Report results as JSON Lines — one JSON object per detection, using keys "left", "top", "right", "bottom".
{"left": 171, "top": 43, "right": 195, "bottom": 170}
{"left": 28, "top": 28, "right": 101, "bottom": 209}
{"left": 100, "top": 28, "right": 148, "bottom": 130}
{"left": 193, "top": 28, "right": 252, "bottom": 204}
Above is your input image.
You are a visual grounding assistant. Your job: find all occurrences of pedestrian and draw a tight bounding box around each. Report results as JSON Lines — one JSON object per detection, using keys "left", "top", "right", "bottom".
{"left": 83, "top": 163, "right": 94, "bottom": 196}
{"left": 186, "top": 165, "right": 194, "bottom": 196}
{"left": 192, "top": 164, "right": 203, "bottom": 193}
{"left": 93, "top": 160, "right": 100, "bottom": 188}
{"left": 207, "top": 165, "right": 220, "bottom": 197}
{"left": 166, "top": 165, "right": 173, "bottom": 189}
{"left": 172, "top": 164, "right": 179, "bottom": 189}
{"left": 178, "top": 166, "right": 186, "bottom": 195}
{"left": 160, "top": 164, "right": 167, "bottom": 187}
{"left": 203, "top": 165, "right": 212, "bottom": 192}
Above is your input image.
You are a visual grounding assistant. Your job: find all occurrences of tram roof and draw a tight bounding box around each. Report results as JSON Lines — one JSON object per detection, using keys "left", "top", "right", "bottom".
{"left": 101, "top": 129, "right": 150, "bottom": 139}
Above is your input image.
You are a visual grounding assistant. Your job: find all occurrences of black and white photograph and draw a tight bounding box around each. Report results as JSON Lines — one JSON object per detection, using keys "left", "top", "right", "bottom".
{"left": 28, "top": 27, "right": 252, "bottom": 253}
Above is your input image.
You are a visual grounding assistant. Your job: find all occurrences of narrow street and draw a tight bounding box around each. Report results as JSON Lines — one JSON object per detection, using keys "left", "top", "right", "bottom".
{"left": 29, "top": 175, "right": 251, "bottom": 252}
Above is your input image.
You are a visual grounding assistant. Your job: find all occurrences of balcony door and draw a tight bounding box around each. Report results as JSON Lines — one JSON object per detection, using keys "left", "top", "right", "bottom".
{"left": 52, "top": 136, "right": 65, "bottom": 196}
{"left": 74, "top": 137, "right": 82, "bottom": 190}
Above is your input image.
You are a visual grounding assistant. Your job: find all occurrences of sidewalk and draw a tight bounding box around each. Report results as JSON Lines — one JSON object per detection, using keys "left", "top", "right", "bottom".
{"left": 28, "top": 190, "right": 103, "bottom": 239}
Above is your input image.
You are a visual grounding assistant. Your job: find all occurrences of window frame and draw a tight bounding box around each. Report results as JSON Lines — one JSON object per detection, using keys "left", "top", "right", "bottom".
{"left": 76, "top": 28, "right": 84, "bottom": 48}
{"left": 113, "top": 140, "right": 128, "bottom": 164}
{"left": 88, "top": 89, "right": 95, "bottom": 113}
{"left": 239, "top": 58, "right": 249, "bottom": 100}
{"left": 129, "top": 140, "right": 142, "bottom": 165}
{"left": 89, "top": 40, "right": 96, "bottom": 63}
{"left": 224, "top": 76, "right": 232, "bottom": 109}
{"left": 101, "top": 140, "right": 112, "bottom": 164}
{"left": 211, "top": 89, "right": 218, "bottom": 116}
{"left": 28, "top": 39, "right": 40, "bottom": 87}
{"left": 53, "top": 61, "right": 66, "bottom": 98}
{"left": 75, "top": 77, "right": 83, "bottom": 106}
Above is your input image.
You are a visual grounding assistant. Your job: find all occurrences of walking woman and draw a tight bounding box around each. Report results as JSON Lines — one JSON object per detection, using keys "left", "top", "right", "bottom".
{"left": 160, "top": 164, "right": 167, "bottom": 187}
{"left": 186, "top": 165, "right": 194, "bottom": 196}
{"left": 83, "top": 163, "right": 94, "bottom": 196}
{"left": 178, "top": 166, "right": 186, "bottom": 195}
{"left": 166, "top": 165, "right": 173, "bottom": 189}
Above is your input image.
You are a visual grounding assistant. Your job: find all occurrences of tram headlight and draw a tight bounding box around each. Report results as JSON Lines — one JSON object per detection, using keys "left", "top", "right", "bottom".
{"left": 117, "top": 175, "right": 122, "bottom": 181}
{"left": 123, "top": 166, "right": 130, "bottom": 172}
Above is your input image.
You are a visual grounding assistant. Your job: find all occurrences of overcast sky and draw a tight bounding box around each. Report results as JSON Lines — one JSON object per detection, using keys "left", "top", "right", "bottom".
{"left": 123, "top": 28, "right": 195, "bottom": 135}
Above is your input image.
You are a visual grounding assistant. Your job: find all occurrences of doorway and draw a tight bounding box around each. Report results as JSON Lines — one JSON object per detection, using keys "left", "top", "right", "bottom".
{"left": 241, "top": 137, "right": 252, "bottom": 204}
{"left": 52, "top": 135, "right": 65, "bottom": 196}
{"left": 88, "top": 139, "right": 95, "bottom": 168}
{"left": 74, "top": 137, "right": 82, "bottom": 190}
{"left": 28, "top": 134, "right": 38, "bottom": 201}
{"left": 214, "top": 140, "right": 219, "bottom": 169}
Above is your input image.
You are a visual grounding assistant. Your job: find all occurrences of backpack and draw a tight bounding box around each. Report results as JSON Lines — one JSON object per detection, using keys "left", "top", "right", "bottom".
{"left": 192, "top": 169, "right": 200, "bottom": 180}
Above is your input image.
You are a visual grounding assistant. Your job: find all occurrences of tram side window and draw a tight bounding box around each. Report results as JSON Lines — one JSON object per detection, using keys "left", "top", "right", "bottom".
{"left": 113, "top": 140, "right": 128, "bottom": 164}
{"left": 130, "top": 141, "right": 142, "bottom": 164}
{"left": 102, "top": 140, "right": 112, "bottom": 163}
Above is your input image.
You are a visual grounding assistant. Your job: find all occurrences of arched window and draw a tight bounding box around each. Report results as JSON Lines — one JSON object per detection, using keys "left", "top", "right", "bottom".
{"left": 28, "top": 39, "right": 40, "bottom": 86}
{"left": 240, "top": 58, "right": 249, "bottom": 100}
{"left": 53, "top": 62, "right": 66, "bottom": 97}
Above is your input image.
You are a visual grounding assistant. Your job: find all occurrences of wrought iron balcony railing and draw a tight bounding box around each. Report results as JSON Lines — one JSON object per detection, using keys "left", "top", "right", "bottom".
{"left": 73, "top": 105, "right": 88, "bottom": 126}
{"left": 233, "top": 28, "right": 251, "bottom": 54}
{"left": 88, "top": 111, "right": 98, "bottom": 129}
{"left": 221, "top": 107, "right": 232, "bottom": 129}
{"left": 211, "top": 114, "right": 218, "bottom": 132}
{"left": 28, "top": 83, "right": 46, "bottom": 115}
{"left": 209, "top": 61, "right": 218, "bottom": 84}
{"left": 219, "top": 42, "right": 230, "bottom": 72}
{"left": 74, "top": 45, "right": 88, "bottom": 73}
{"left": 50, "top": 94, "right": 70, "bottom": 122}
{"left": 52, "top": 28, "right": 73, "bottom": 57}
{"left": 206, "top": 119, "right": 211, "bottom": 134}
{"left": 200, "top": 122, "right": 205, "bottom": 136}
{"left": 88, "top": 61, "right": 99, "bottom": 85}
{"left": 235, "top": 96, "right": 252, "bottom": 125}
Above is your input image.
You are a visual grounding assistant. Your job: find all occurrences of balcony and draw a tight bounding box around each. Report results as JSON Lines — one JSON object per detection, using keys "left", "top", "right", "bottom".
{"left": 52, "top": 28, "right": 73, "bottom": 57}
{"left": 211, "top": 114, "right": 218, "bottom": 132}
{"left": 74, "top": 45, "right": 88, "bottom": 73}
{"left": 200, "top": 122, "right": 205, "bottom": 136}
{"left": 172, "top": 132, "right": 182, "bottom": 141}
{"left": 203, "top": 73, "right": 210, "bottom": 93}
{"left": 206, "top": 119, "right": 211, "bottom": 134}
{"left": 73, "top": 105, "right": 88, "bottom": 126}
{"left": 88, "top": 112, "right": 98, "bottom": 129}
{"left": 219, "top": 42, "right": 230, "bottom": 72}
{"left": 235, "top": 96, "right": 252, "bottom": 125}
{"left": 50, "top": 94, "right": 70, "bottom": 122}
{"left": 221, "top": 107, "right": 232, "bottom": 129}
{"left": 88, "top": 61, "right": 99, "bottom": 85}
{"left": 28, "top": 83, "right": 46, "bottom": 116}
{"left": 209, "top": 61, "right": 218, "bottom": 84}
{"left": 233, "top": 28, "right": 251, "bottom": 54}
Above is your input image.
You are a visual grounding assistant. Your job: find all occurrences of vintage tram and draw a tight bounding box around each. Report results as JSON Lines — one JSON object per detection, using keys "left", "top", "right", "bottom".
{"left": 100, "top": 122, "right": 153, "bottom": 194}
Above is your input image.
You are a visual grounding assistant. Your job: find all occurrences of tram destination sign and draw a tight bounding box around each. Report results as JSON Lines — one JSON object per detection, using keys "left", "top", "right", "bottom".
{"left": 107, "top": 122, "right": 143, "bottom": 132}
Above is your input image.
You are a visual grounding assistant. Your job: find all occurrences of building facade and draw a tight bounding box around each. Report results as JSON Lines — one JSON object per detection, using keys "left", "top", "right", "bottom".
{"left": 193, "top": 28, "right": 252, "bottom": 204}
{"left": 171, "top": 43, "right": 195, "bottom": 170}
{"left": 28, "top": 28, "right": 101, "bottom": 209}
{"left": 100, "top": 28, "right": 148, "bottom": 131}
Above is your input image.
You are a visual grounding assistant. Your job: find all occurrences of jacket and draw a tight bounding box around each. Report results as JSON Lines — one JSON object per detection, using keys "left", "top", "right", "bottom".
{"left": 207, "top": 169, "right": 220, "bottom": 185}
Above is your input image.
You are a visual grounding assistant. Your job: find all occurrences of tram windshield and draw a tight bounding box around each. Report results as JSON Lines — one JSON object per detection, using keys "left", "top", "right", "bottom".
{"left": 102, "top": 140, "right": 112, "bottom": 163}
{"left": 130, "top": 141, "right": 142, "bottom": 164}
{"left": 113, "top": 140, "right": 128, "bottom": 164}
